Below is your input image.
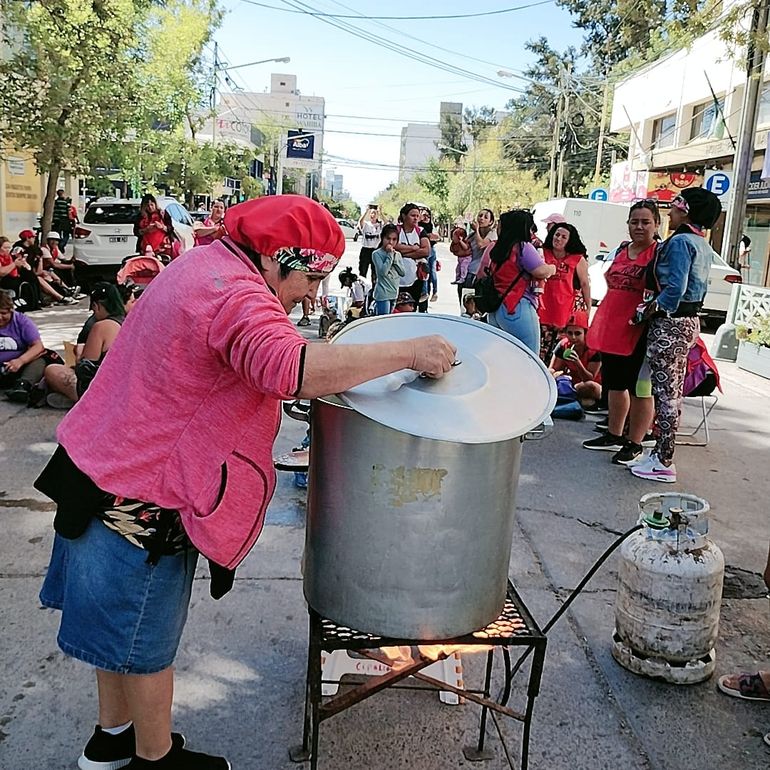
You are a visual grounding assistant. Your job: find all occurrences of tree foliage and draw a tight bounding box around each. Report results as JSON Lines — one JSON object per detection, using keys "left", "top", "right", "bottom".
{"left": 0, "top": 0, "right": 255, "bottom": 228}
{"left": 0, "top": 0, "right": 146, "bottom": 231}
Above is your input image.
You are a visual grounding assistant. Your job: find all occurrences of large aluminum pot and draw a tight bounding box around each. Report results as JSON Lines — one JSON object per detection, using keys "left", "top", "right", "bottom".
{"left": 303, "top": 314, "right": 555, "bottom": 639}
{"left": 305, "top": 396, "right": 522, "bottom": 639}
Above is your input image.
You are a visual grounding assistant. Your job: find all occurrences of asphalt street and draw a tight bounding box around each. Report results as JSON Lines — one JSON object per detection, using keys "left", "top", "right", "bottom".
{"left": 1, "top": 240, "right": 769, "bottom": 769}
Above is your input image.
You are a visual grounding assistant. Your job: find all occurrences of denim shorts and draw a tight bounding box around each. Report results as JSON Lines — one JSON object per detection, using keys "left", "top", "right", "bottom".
{"left": 40, "top": 518, "right": 198, "bottom": 674}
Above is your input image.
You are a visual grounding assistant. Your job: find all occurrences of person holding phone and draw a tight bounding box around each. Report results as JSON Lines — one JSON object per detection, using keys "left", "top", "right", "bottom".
{"left": 357, "top": 205, "right": 383, "bottom": 280}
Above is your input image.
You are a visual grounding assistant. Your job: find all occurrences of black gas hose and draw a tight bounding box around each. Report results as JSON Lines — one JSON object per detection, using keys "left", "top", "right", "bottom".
{"left": 499, "top": 523, "right": 644, "bottom": 705}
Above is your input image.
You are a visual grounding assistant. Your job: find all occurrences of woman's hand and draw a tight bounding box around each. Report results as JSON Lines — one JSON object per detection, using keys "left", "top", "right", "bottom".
{"left": 409, "top": 335, "right": 457, "bottom": 378}
{"left": 4, "top": 358, "right": 23, "bottom": 374}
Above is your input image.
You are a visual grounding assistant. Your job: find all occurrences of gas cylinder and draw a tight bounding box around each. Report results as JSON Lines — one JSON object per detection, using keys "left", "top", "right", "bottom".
{"left": 612, "top": 493, "right": 724, "bottom": 685}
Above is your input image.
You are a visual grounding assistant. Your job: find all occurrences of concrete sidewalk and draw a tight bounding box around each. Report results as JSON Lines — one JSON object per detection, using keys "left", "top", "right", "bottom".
{"left": 1, "top": 243, "right": 769, "bottom": 769}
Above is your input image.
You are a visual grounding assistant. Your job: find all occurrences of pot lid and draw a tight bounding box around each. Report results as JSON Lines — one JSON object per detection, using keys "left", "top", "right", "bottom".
{"left": 330, "top": 314, "right": 557, "bottom": 444}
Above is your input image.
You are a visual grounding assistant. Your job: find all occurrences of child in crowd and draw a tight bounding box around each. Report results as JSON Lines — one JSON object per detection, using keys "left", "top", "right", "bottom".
{"left": 338, "top": 267, "right": 369, "bottom": 313}
{"left": 549, "top": 311, "right": 602, "bottom": 407}
{"left": 461, "top": 292, "right": 481, "bottom": 320}
{"left": 371, "top": 224, "right": 405, "bottom": 315}
{"left": 393, "top": 291, "right": 417, "bottom": 313}
{"left": 450, "top": 225, "right": 472, "bottom": 286}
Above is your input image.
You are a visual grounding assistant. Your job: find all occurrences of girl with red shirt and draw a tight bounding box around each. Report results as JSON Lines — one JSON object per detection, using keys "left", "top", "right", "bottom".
{"left": 134, "top": 194, "right": 174, "bottom": 259}
{"left": 538, "top": 223, "right": 592, "bottom": 362}
{"left": 549, "top": 310, "right": 601, "bottom": 405}
{"left": 583, "top": 200, "right": 660, "bottom": 465}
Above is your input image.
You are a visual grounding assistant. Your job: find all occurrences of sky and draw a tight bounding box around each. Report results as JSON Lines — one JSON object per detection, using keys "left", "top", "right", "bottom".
{"left": 215, "top": 0, "right": 584, "bottom": 206}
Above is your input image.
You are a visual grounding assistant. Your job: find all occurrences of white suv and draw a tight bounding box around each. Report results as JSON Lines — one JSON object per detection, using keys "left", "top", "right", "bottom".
{"left": 73, "top": 197, "right": 195, "bottom": 287}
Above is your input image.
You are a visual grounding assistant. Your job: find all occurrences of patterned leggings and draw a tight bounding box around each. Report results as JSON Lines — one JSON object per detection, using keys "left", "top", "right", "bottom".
{"left": 647, "top": 316, "right": 700, "bottom": 464}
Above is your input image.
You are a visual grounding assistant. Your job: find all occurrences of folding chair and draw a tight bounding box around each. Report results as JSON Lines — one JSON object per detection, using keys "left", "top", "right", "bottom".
{"left": 676, "top": 394, "right": 718, "bottom": 447}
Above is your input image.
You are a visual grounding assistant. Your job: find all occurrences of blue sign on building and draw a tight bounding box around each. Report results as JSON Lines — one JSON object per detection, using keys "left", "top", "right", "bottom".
{"left": 286, "top": 130, "right": 315, "bottom": 160}
{"left": 705, "top": 172, "right": 731, "bottom": 196}
{"left": 589, "top": 188, "right": 609, "bottom": 201}
{"left": 747, "top": 170, "right": 770, "bottom": 201}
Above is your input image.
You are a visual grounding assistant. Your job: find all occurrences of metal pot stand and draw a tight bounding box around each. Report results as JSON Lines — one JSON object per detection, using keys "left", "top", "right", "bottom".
{"left": 289, "top": 581, "right": 547, "bottom": 770}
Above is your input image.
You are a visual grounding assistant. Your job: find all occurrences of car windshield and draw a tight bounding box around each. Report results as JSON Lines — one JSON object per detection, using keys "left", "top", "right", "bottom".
{"left": 84, "top": 204, "right": 138, "bottom": 225}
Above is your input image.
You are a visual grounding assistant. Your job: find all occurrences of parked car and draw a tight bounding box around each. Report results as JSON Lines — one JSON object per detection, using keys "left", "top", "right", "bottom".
{"left": 588, "top": 247, "right": 741, "bottom": 326}
{"left": 73, "top": 197, "right": 195, "bottom": 288}
{"left": 335, "top": 218, "right": 358, "bottom": 239}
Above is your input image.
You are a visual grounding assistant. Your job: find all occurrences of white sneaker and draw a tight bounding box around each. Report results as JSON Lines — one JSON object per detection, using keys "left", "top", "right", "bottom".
{"left": 630, "top": 454, "right": 677, "bottom": 483}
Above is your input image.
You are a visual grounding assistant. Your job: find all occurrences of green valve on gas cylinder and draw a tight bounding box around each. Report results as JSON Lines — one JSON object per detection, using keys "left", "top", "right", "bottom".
{"left": 642, "top": 508, "right": 671, "bottom": 529}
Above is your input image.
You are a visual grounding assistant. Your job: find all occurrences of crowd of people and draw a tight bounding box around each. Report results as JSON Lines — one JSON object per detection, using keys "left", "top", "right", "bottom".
{"left": 326, "top": 189, "right": 721, "bottom": 486}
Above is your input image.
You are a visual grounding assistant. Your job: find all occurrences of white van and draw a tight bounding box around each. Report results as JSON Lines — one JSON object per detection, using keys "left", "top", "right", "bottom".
{"left": 531, "top": 198, "right": 630, "bottom": 263}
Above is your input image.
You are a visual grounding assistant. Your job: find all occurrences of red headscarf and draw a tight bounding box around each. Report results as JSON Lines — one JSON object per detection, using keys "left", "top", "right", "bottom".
{"left": 224, "top": 196, "right": 345, "bottom": 274}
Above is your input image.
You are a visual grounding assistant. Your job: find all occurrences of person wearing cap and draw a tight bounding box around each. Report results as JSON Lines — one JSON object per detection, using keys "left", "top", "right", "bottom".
{"left": 630, "top": 186, "right": 721, "bottom": 484}
{"left": 11, "top": 230, "right": 75, "bottom": 307}
{"left": 548, "top": 309, "right": 601, "bottom": 406}
{"left": 41, "top": 230, "right": 77, "bottom": 288}
{"left": 542, "top": 211, "right": 567, "bottom": 232}
{"left": 34, "top": 196, "right": 456, "bottom": 770}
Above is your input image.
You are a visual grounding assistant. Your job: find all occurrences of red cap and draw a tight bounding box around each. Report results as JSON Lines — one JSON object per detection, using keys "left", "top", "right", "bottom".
{"left": 18, "top": 229, "right": 35, "bottom": 240}
{"left": 224, "top": 196, "right": 345, "bottom": 271}
{"left": 565, "top": 309, "right": 589, "bottom": 329}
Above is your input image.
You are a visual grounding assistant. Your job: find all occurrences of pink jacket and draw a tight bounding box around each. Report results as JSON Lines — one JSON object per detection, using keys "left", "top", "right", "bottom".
{"left": 58, "top": 239, "right": 307, "bottom": 569}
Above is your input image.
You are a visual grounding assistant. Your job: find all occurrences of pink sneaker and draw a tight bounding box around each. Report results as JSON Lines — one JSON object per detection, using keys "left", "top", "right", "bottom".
{"left": 630, "top": 454, "right": 677, "bottom": 483}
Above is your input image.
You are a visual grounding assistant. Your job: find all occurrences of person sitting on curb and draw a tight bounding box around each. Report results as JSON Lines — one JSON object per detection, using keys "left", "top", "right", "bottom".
{"left": 549, "top": 310, "right": 602, "bottom": 407}
{"left": 0, "top": 290, "right": 46, "bottom": 401}
{"left": 717, "top": 540, "right": 770, "bottom": 748}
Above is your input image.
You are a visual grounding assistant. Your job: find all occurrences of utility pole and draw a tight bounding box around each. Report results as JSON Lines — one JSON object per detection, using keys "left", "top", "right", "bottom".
{"left": 556, "top": 62, "right": 572, "bottom": 198}
{"left": 594, "top": 76, "right": 610, "bottom": 184}
{"left": 548, "top": 67, "right": 565, "bottom": 198}
{"left": 722, "top": 0, "right": 770, "bottom": 268}
{"left": 211, "top": 42, "right": 219, "bottom": 147}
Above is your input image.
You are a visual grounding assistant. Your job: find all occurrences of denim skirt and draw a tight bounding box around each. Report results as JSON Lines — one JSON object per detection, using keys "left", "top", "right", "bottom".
{"left": 40, "top": 518, "right": 198, "bottom": 674}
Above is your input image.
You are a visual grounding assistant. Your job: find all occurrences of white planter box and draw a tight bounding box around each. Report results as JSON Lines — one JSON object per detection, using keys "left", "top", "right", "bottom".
{"left": 737, "top": 342, "right": 770, "bottom": 380}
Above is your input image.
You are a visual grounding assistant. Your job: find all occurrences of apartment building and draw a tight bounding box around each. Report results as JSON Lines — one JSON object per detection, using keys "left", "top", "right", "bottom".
{"left": 610, "top": 18, "right": 770, "bottom": 285}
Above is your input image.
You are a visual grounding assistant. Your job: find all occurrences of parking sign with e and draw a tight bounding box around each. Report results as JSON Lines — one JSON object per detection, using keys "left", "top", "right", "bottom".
{"left": 705, "top": 172, "right": 731, "bottom": 197}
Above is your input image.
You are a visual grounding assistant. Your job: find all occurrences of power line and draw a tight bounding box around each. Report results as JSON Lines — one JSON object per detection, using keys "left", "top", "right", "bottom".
{"left": 242, "top": 0, "right": 554, "bottom": 20}
{"left": 274, "top": 0, "right": 527, "bottom": 95}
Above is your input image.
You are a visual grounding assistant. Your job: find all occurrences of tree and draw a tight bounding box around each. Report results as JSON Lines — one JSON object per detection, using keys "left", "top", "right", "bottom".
{"left": 555, "top": 0, "right": 715, "bottom": 70}
{"left": 447, "top": 128, "right": 548, "bottom": 216}
{"left": 464, "top": 106, "right": 498, "bottom": 145}
{"left": 501, "top": 38, "right": 624, "bottom": 195}
{"left": 438, "top": 111, "right": 467, "bottom": 164}
{"left": 0, "top": 0, "right": 222, "bottom": 231}
{"left": 414, "top": 158, "right": 452, "bottom": 225}
{"left": 0, "top": 0, "right": 148, "bottom": 234}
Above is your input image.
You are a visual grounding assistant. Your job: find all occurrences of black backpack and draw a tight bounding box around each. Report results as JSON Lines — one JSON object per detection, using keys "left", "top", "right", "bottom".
{"left": 473, "top": 244, "right": 525, "bottom": 315}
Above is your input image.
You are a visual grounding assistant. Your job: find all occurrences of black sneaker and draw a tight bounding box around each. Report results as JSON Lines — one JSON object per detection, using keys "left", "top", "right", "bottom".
{"left": 126, "top": 744, "right": 229, "bottom": 769}
{"left": 594, "top": 419, "right": 609, "bottom": 432}
{"left": 5, "top": 380, "right": 32, "bottom": 403}
{"left": 612, "top": 441, "right": 643, "bottom": 466}
{"left": 79, "top": 725, "right": 185, "bottom": 770}
{"left": 582, "top": 432, "right": 624, "bottom": 452}
{"left": 583, "top": 403, "right": 609, "bottom": 415}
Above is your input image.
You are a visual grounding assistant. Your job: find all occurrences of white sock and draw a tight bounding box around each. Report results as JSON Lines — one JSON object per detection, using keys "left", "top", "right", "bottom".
{"left": 102, "top": 721, "right": 132, "bottom": 735}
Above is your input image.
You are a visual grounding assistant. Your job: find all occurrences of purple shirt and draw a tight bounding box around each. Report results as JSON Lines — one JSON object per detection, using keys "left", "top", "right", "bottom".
{"left": 0, "top": 311, "right": 40, "bottom": 365}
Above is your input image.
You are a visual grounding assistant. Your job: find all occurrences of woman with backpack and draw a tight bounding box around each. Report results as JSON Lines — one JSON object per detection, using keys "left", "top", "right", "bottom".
{"left": 583, "top": 200, "right": 660, "bottom": 465}
{"left": 483, "top": 209, "right": 555, "bottom": 354}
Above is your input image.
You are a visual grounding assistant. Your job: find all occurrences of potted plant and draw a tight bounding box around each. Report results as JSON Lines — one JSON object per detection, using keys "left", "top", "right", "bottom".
{"left": 736, "top": 315, "right": 770, "bottom": 379}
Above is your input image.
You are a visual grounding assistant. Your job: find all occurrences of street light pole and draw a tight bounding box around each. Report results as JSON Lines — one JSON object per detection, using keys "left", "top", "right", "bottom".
{"left": 722, "top": 0, "right": 769, "bottom": 268}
